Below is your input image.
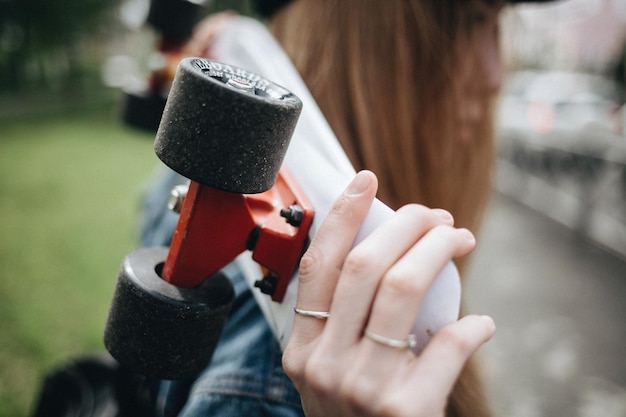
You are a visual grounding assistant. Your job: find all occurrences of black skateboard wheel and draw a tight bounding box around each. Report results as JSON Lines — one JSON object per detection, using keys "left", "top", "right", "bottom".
{"left": 154, "top": 58, "right": 303, "bottom": 193}
{"left": 104, "top": 247, "right": 234, "bottom": 380}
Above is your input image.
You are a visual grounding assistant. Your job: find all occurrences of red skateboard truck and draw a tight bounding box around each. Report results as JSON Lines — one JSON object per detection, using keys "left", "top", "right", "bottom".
{"left": 104, "top": 58, "right": 313, "bottom": 380}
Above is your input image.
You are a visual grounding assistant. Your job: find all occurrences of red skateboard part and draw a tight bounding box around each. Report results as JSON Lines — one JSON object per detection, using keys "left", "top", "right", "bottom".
{"left": 161, "top": 167, "right": 314, "bottom": 302}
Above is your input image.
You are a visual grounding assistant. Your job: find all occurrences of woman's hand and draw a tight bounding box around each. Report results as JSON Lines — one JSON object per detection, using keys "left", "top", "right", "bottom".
{"left": 282, "top": 170, "right": 495, "bottom": 417}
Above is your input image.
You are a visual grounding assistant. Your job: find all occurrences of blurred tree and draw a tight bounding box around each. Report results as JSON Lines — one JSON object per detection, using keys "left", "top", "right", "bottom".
{"left": 0, "top": 0, "right": 115, "bottom": 92}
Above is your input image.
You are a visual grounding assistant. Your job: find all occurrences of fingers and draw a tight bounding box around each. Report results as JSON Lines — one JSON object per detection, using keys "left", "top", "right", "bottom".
{"left": 361, "top": 315, "right": 494, "bottom": 417}
{"left": 291, "top": 171, "right": 378, "bottom": 341}
{"left": 284, "top": 171, "right": 378, "bottom": 396}
{"left": 405, "top": 315, "right": 495, "bottom": 398}
{"left": 325, "top": 224, "right": 476, "bottom": 397}
{"left": 283, "top": 168, "right": 496, "bottom": 416}
{"left": 364, "top": 226, "right": 475, "bottom": 350}
{"left": 307, "top": 315, "right": 495, "bottom": 417}
{"left": 322, "top": 206, "right": 460, "bottom": 349}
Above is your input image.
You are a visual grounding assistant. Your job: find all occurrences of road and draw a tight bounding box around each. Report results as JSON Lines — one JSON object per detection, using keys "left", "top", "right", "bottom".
{"left": 465, "top": 191, "right": 626, "bottom": 417}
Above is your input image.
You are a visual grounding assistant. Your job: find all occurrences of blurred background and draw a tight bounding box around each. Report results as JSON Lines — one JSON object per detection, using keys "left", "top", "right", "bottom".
{"left": 468, "top": 2, "right": 626, "bottom": 416}
{"left": 0, "top": 0, "right": 624, "bottom": 416}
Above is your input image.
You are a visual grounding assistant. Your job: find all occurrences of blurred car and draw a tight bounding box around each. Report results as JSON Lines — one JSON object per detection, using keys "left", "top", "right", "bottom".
{"left": 496, "top": 70, "right": 626, "bottom": 254}
{"left": 497, "top": 70, "right": 624, "bottom": 178}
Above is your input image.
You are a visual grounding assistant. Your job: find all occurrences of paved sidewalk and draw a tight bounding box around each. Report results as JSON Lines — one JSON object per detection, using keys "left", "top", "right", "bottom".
{"left": 466, "top": 192, "right": 626, "bottom": 417}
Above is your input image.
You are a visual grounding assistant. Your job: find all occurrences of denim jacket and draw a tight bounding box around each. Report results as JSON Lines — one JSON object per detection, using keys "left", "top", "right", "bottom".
{"left": 140, "top": 169, "right": 305, "bottom": 417}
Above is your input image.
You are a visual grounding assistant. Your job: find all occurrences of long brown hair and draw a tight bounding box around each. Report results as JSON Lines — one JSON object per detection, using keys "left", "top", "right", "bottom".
{"left": 271, "top": 0, "right": 495, "bottom": 239}
{"left": 270, "top": 1, "right": 497, "bottom": 416}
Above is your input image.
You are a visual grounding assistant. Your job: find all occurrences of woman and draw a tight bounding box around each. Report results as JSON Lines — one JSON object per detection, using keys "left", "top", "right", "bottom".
{"left": 146, "top": 0, "right": 547, "bottom": 416}
{"left": 29, "top": 1, "right": 557, "bottom": 416}
{"left": 267, "top": 1, "right": 502, "bottom": 416}
{"left": 269, "top": 0, "right": 504, "bottom": 268}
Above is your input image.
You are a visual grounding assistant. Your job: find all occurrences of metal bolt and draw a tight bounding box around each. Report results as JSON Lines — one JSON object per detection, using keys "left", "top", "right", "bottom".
{"left": 280, "top": 204, "right": 304, "bottom": 227}
{"left": 167, "top": 184, "right": 189, "bottom": 213}
{"left": 254, "top": 274, "right": 278, "bottom": 296}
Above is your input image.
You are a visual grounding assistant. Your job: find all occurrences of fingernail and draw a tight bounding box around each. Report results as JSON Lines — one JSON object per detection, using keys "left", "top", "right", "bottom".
{"left": 432, "top": 208, "right": 453, "bottom": 222}
{"left": 346, "top": 171, "right": 372, "bottom": 196}
{"left": 480, "top": 315, "right": 496, "bottom": 331}
{"left": 459, "top": 228, "right": 475, "bottom": 243}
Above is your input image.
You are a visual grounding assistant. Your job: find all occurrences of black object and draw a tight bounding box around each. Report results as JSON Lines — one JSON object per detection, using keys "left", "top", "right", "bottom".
{"left": 251, "top": 0, "right": 561, "bottom": 19}
{"left": 30, "top": 354, "right": 156, "bottom": 417}
{"left": 147, "top": 0, "right": 206, "bottom": 43}
{"left": 253, "top": 0, "right": 294, "bottom": 18}
{"left": 106, "top": 59, "right": 302, "bottom": 380}
{"left": 154, "top": 58, "right": 303, "bottom": 193}
{"left": 121, "top": 92, "right": 168, "bottom": 132}
{"left": 120, "top": 0, "right": 208, "bottom": 133}
{"left": 104, "top": 248, "right": 234, "bottom": 380}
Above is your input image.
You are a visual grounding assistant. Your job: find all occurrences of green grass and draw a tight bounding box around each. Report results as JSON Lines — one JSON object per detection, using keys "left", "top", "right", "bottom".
{"left": 0, "top": 101, "right": 161, "bottom": 416}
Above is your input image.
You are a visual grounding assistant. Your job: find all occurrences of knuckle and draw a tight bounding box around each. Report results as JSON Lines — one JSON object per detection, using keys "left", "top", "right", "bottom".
{"left": 383, "top": 266, "right": 427, "bottom": 297}
{"left": 339, "top": 374, "right": 378, "bottom": 412}
{"left": 302, "top": 353, "right": 338, "bottom": 395}
{"left": 437, "top": 325, "right": 474, "bottom": 355}
{"left": 341, "top": 249, "right": 372, "bottom": 277}
{"left": 298, "top": 244, "right": 323, "bottom": 280}
{"left": 281, "top": 346, "right": 303, "bottom": 383}
{"left": 377, "top": 400, "right": 408, "bottom": 417}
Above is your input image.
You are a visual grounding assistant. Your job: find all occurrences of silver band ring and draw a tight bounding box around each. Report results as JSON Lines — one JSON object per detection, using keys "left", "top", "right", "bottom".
{"left": 294, "top": 308, "right": 330, "bottom": 319}
{"left": 365, "top": 330, "right": 417, "bottom": 349}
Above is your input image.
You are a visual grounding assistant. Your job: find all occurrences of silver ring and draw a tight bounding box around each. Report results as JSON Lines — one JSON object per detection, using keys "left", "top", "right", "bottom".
{"left": 294, "top": 308, "right": 330, "bottom": 319}
{"left": 365, "top": 330, "right": 417, "bottom": 349}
